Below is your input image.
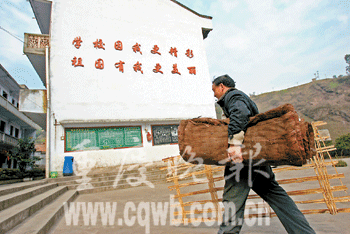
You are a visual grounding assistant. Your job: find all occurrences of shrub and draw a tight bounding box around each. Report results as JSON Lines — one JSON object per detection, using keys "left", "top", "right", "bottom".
{"left": 329, "top": 81, "right": 339, "bottom": 89}
{"left": 27, "top": 168, "right": 45, "bottom": 178}
{"left": 335, "top": 160, "right": 348, "bottom": 167}
{"left": 0, "top": 168, "right": 20, "bottom": 180}
{"left": 0, "top": 168, "right": 45, "bottom": 180}
{"left": 335, "top": 133, "right": 350, "bottom": 157}
{"left": 7, "top": 138, "right": 40, "bottom": 172}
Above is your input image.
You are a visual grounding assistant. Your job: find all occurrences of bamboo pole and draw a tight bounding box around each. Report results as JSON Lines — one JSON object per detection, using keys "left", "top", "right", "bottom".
{"left": 248, "top": 185, "right": 347, "bottom": 199}
{"left": 277, "top": 174, "right": 345, "bottom": 185}
{"left": 168, "top": 176, "right": 224, "bottom": 191}
{"left": 204, "top": 165, "right": 222, "bottom": 222}
{"left": 168, "top": 156, "right": 188, "bottom": 224}
{"left": 296, "top": 196, "right": 350, "bottom": 204}
{"left": 173, "top": 187, "right": 224, "bottom": 199}
{"left": 272, "top": 161, "right": 337, "bottom": 173}
{"left": 312, "top": 122, "right": 345, "bottom": 189}
{"left": 173, "top": 202, "right": 270, "bottom": 216}
{"left": 166, "top": 166, "right": 223, "bottom": 182}
{"left": 162, "top": 125, "right": 350, "bottom": 226}
{"left": 171, "top": 198, "right": 224, "bottom": 208}
{"left": 312, "top": 155, "right": 337, "bottom": 214}
{"left": 172, "top": 212, "right": 272, "bottom": 225}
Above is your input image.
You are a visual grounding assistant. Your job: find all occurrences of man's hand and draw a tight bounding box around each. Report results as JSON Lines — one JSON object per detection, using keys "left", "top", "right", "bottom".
{"left": 227, "top": 145, "right": 243, "bottom": 163}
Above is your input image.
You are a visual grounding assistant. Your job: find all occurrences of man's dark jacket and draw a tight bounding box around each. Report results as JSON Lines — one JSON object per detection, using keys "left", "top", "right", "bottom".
{"left": 217, "top": 88, "right": 259, "bottom": 140}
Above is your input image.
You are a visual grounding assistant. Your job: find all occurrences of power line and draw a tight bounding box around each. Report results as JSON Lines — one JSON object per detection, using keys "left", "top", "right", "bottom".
{"left": 0, "top": 26, "right": 24, "bottom": 43}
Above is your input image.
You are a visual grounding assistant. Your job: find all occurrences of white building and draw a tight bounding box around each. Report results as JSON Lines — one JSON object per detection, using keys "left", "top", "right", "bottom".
{"left": 0, "top": 64, "right": 41, "bottom": 169}
{"left": 23, "top": 0, "right": 215, "bottom": 176}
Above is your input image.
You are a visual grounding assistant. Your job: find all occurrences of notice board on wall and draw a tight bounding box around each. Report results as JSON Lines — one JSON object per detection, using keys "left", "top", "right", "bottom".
{"left": 152, "top": 124, "right": 179, "bottom": 145}
{"left": 65, "top": 126, "right": 142, "bottom": 152}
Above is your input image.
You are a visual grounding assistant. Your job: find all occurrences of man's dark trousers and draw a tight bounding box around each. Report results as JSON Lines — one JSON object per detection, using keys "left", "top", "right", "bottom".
{"left": 218, "top": 164, "right": 316, "bottom": 234}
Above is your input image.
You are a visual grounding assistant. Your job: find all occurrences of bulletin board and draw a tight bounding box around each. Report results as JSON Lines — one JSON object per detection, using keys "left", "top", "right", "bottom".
{"left": 152, "top": 124, "right": 179, "bottom": 145}
{"left": 65, "top": 126, "right": 142, "bottom": 152}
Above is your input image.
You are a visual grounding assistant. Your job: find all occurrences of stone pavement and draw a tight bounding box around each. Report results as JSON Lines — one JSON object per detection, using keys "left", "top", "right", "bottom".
{"left": 49, "top": 158, "right": 350, "bottom": 234}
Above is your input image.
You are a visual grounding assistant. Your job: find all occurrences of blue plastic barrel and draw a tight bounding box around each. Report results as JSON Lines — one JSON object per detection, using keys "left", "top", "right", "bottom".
{"left": 63, "top": 156, "right": 74, "bottom": 176}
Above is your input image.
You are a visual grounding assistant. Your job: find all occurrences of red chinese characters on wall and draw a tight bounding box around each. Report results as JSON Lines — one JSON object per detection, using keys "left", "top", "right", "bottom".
{"left": 70, "top": 37, "right": 198, "bottom": 75}
{"left": 72, "top": 37, "right": 83, "bottom": 49}
{"left": 185, "top": 49, "right": 194, "bottom": 58}
{"left": 151, "top": 45, "right": 161, "bottom": 55}
{"left": 95, "top": 59, "right": 104, "bottom": 69}
{"left": 153, "top": 63, "right": 163, "bottom": 74}
{"left": 115, "top": 60, "right": 125, "bottom": 73}
{"left": 171, "top": 64, "right": 181, "bottom": 75}
{"left": 115, "top": 41, "right": 123, "bottom": 50}
{"left": 133, "top": 61, "right": 143, "bottom": 74}
{"left": 93, "top": 39, "right": 105, "bottom": 50}
{"left": 71, "top": 57, "right": 84, "bottom": 67}
{"left": 132, "top": 43, "right": 142, "bottom": 54}
{"left": 169, "top": 47, "right": 178, "bottom": 57}
{"left": 188, "top": 66, "right": 196, "bottom": 75}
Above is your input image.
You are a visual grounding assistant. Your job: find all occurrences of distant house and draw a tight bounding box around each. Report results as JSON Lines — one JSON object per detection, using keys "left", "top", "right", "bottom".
{"left": 0, "top": 64, "right": 41, "bottom": 169}
{"left": 34, "top": 143, "right": 46, "bottom": 169}
{"left": 23, "top": 0, "right": 215, "bottom": 176}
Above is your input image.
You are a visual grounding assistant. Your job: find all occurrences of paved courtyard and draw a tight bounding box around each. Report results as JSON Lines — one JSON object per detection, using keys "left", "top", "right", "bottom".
{"left": 50, "top": 158, "right": 350, "bottom": 234}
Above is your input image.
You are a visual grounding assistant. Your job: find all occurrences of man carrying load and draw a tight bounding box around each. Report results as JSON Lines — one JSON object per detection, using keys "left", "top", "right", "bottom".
{"left": 212, "top": 74, "right": 315, "bottom": 234}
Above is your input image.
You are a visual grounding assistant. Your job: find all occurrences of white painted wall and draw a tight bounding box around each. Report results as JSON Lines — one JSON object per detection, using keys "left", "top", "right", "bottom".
{"left": 19, "top": 89, "right": 46, "bottom": 114}
{"left": 48, "top": 0, "right": 215, "bottom": 173}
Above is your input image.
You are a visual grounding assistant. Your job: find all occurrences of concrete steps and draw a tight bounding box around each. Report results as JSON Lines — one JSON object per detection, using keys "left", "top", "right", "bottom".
{"left": 7, "top": 190, "right": 78, "bottom": 234}
{"left": 0, "top": 180, "right": 48, "bottom": 196}
{"left": 0, "top": 183, "right": 58, "bottom": 212}
{"left": 0, "top": 181, "right": 77, "bottom": 234}
{"left": 46, "top": 164, "right": 168, "bottom": 194}
{"left": 0, "top": 162, "right": 169, "bottom": 233}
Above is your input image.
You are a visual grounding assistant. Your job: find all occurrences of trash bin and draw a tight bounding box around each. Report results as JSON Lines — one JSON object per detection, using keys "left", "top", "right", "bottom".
{"left": 50, "top": 171, "right": 58, "bottom": 178}
{"left": 63, "top": 156, "right": 74, "bottom": 176}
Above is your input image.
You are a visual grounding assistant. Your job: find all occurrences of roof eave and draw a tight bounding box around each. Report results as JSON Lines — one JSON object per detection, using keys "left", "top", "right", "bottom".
{"left": 29, "top": 0, "right": 52, "bottom": 35}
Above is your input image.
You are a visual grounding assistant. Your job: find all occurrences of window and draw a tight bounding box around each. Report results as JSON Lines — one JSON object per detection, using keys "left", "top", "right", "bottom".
{"left": 10, "top": 126, "right": 14, "bottom": 136}
{"left": 151, "top": 124, "right": 179, "bottom": 145}
{"left": 0, "top": 121, "right": 5, "bottom": 132}
{"left": 12, "top": 99, "right": 15, "bottom": 105}
{"left": 2, "top": 91, "right": 8, "bottom": 99}
{"left": 15, "top": 128, "right": 19, "bottom": 138}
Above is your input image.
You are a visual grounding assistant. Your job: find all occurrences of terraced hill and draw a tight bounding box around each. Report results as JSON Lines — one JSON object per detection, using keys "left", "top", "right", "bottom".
{"left": 250, "top": 76, "right": 350, "bottom": 141}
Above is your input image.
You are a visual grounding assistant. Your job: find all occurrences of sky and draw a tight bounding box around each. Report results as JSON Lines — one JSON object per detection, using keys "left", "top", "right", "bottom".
{"left": 0, "top": 0, "right": 349, "bottom": 95}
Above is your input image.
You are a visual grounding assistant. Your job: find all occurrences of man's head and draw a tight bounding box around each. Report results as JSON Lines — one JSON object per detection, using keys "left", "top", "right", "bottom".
{"left": 212, "top": 74, "right": 236, "bottom": 99}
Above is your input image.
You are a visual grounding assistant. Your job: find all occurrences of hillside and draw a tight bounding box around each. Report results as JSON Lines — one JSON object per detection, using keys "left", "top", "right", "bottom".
{"left": 250, "top": 76, "right": 350, "bottom": 141}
